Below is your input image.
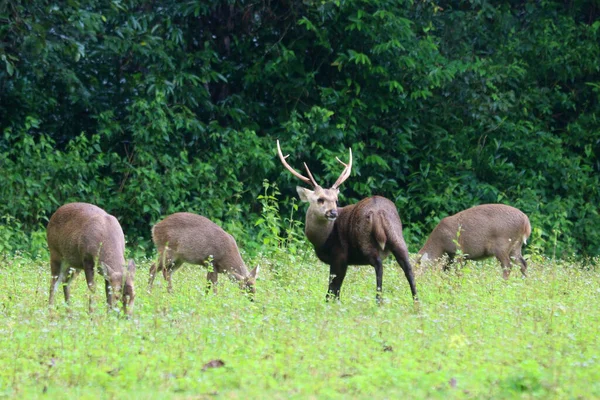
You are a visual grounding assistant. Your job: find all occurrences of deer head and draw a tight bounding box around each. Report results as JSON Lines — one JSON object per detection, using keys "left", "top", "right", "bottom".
{"left": 276, "top": 140, "right": 352, "bottom": 222}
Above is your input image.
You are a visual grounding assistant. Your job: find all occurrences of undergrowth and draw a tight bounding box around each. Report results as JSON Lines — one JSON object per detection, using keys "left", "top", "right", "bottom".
{"left": 0, "top": 251, "right": 598, "bottom": 399}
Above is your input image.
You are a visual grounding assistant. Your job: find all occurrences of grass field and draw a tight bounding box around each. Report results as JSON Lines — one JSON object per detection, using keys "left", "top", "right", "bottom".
{"left": 0, "top": 250, "right": 598, "bottom": 399}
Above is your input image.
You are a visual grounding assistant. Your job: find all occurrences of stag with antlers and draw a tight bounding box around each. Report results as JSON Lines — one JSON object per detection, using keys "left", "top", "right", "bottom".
{"left": 277, "top": 140, "right": 417, "bottom": 303}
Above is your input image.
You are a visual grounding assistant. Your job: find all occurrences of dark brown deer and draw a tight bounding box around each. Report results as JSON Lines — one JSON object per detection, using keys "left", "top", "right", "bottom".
{"left": 47, "top": 202, "right": 136, "bottom": 315}
{"left": 277, "top": 140, "right": 417, "bottom": 302}
{"left": 148, "top": 212, "right": 259, "bottom": 294}
{"left": 418, "top": 204, "right": 531, "bottom": 278}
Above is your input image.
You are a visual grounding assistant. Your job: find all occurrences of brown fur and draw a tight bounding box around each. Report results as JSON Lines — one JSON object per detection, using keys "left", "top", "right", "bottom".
{"left": 148, "top": 212, "right": 258, "bottom": 294}
{"left": 293, "top": 183, "right": 416, "bottom": 302}
{"left": 46, "top": 202, "right": 136, "bottom": 315}
{"left": 418, "top": 204, "right": 531, "bottom": 278}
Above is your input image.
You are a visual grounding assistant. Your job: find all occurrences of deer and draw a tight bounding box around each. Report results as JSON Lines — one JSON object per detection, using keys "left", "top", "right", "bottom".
{"left": 47, "top": 202, "right": 136, "bottom": 315}
{"left": 148, "top": 212, "right": 259, "bottom": 295}
{"left": 417, "top": 204, "right": 531, "bottom": 278}
{"left": 276, "top": 140, "right": 417, "bottom": 302}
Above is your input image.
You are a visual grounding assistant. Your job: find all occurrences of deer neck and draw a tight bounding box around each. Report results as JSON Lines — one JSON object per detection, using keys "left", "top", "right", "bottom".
{"left": 304, "top": 208, "right": 337, "bottom": 248}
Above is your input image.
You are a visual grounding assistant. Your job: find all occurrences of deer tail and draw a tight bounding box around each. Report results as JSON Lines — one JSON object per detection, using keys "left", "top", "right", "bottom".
{"left": 372, "top": 211, "right": 387, "bottom": 251}
{"left": 522, "top": 217, "right": 532, "bottom": 245}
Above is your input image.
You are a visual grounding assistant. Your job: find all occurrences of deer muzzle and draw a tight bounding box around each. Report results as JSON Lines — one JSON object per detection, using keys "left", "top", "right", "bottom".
{"left": 325, "top": 209, "right": 338, "bottom": 221}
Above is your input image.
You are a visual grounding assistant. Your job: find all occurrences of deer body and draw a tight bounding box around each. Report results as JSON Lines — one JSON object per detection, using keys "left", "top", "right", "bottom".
{"left": 307, "top": 197, "right": 395, "bottom": 262}
{"left": 278, "top": 141, "right": 417, "bottom": 302}
{"left": 46, "top": 202, "right": 136, "bottom": 315}
{"left": 148, "top": 212, "right": 258, "bottom": 294}
{"left": 418, "top": 204, "right": 531, "bottom": 278}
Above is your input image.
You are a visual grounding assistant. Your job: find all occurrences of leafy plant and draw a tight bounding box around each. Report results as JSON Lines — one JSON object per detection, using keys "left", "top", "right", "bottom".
{"left": 255, "top": 180, "right": 304, "bottom": 256}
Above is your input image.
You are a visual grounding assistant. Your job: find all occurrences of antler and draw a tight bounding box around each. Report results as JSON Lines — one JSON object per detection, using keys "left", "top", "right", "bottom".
{"left": 276, "top": 140, "right": 319, "bottom": 188}
{"left": 277, "top": 140, "right": 352, "bottom": 189}
{"left": 331, "top": 148, "right": 353, "bottom": 189}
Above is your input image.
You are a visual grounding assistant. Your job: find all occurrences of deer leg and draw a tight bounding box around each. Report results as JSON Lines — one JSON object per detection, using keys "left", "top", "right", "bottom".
{"left": 497, "top": 253, "right": 513, "bottom": 279}
{"left": 327, "top": 264, "right": 347, "bottom": 301}
{"left": 104, "top": 279, "right": 115, "bottom": 310}
{"left": 518, "top": 256, "right": 528, "bottom": 277}
{"left": 165, "top": 260, "right": 183, "bottom": 294}
{"left": 391, "top": 243, "right": 418, "bottom": 301}
{"left": 443, "top": 253, "right": 455, "bottom": 272}
{"left": 63, "top": 268, "right": 80, "bottom": 304}
{"left": 148, "top": 249, "right": 170, "bottom": 291}
{"left": 511, "top": 247, "right": 527, "bottom": 277}
{"left": 371, "top": 256, "right": 384, "bottom": 304}
{"left": 49, "top": 258, "right": 65, "bottom": 307}
{"left": 83, "top": 259, "right": 96, "bottom": 313}
{"left": 148, "top": 262, "right": 160, "bottom": 292}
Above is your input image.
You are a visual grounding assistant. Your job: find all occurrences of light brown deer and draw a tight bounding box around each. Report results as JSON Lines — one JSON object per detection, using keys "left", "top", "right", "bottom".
{"left": 148, "top": 212, "right": 259, "bottom": 294}
{"left": 47, "top": 202, "right": 136, "bottom": 315}
{"left": 277, "top": 140, "right": 417, "bottom": 302}
{"left": 418, "top": 204, "right": 531, "bottom": 278}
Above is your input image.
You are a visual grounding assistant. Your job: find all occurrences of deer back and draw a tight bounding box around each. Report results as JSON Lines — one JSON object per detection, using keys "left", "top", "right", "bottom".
{"left": 420, "top": 204, "right": 531, "bottom": 259}
{"left": 47, "top": 202, "right": 126, "bottom": 270}
{"left": 152, "top": 212, "right": 247, "bottom": 274}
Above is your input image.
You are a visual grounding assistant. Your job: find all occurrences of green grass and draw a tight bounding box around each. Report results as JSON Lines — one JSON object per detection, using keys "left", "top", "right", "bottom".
{"left": 0, "top": 250, "right": 598, "bottom": 399}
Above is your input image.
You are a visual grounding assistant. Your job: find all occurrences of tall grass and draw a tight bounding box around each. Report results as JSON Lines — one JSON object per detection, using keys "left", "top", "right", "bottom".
{"left": 0, "top": 251, "right": 598, "bottom": 398}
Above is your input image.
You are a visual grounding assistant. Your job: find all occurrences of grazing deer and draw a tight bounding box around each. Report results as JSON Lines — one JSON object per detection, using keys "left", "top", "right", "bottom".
{"left": 276, "top": 140, "right": 417, "bottom": 302}
{"left": 148, "top": 212, "right": 259, "bottom": 295}
{"left": 47, "top": 202, "right": 136, "bottom": 315}
{"left": 418, "top": 204, "right": 531, "bottom": 278}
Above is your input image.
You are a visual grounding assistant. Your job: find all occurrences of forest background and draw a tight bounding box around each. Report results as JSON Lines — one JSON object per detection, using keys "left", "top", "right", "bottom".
{"left": 1, "top": 0, "right": 599, "bottom": 259}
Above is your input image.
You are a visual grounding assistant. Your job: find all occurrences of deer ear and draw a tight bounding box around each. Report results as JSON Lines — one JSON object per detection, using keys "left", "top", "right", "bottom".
{"left": 100, "top": 261, "right": 112, "bottom": 277}
{"left": 250, "top": 265, "right": 259, "bottom": 279}
{"left": 230, "top": 271, "right": 245, "bottom": 281}
{"left": 296, "top": 186, "right": 313, "bottom": 202}
{"left": 127, "top": 259, "right": 136, "bottom": 278}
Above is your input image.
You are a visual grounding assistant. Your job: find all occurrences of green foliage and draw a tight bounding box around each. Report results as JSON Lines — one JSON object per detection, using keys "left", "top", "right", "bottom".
{"left": 0, "top": 0, "right": 599, "bottom": 257}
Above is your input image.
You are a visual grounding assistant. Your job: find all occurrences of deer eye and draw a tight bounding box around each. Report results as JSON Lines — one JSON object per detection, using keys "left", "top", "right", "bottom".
{"left": 317, "top": 198, "right": 325, "bottom": 204}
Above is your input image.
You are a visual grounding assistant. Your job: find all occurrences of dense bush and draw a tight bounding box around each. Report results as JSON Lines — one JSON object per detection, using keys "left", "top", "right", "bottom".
{"left": 1, "top": 0, "right": 598, "bottom": 257}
